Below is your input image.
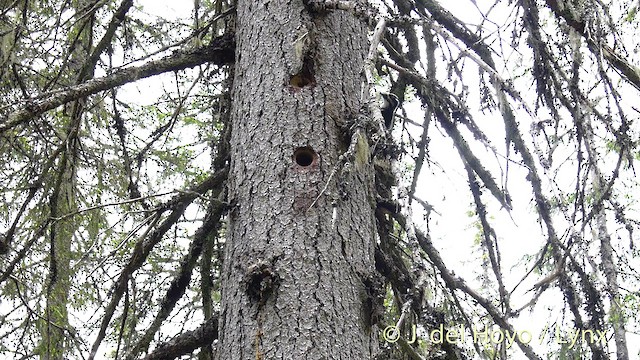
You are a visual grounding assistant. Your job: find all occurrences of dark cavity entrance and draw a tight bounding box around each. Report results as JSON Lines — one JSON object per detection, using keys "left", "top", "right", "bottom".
{"left": 294, "top": 147, "right": 317, "bottom": 167}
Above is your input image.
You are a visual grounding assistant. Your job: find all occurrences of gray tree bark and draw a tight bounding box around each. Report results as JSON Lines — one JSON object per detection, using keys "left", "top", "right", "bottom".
{"left": 217, "top": 0, "right": 379, "bottom": 358}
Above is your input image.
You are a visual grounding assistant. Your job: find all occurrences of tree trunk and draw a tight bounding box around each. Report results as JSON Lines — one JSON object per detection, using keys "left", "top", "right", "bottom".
{"left": 583, "top": 115, "right": 629, "bottom": 360}
{"left": 218, "top": 1, "right": 379, "bottom": 358}
{"left": 38, "top": 3, "right": 90, "bottom": 359}
{"left": 39, "top": 1, "right": 95, "bottom": 357}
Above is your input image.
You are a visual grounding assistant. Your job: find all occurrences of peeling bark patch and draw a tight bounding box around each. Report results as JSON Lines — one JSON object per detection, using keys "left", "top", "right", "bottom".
{"left": 244, "top": 261, "right": 280, "bottom": 307}
{"left": 293, "top": 146, "right": 318, "bottom": 168}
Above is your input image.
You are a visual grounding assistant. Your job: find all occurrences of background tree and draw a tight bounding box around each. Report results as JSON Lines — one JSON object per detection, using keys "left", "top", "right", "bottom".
{"left": 1, "top": 0, "right": 639, "bottom": 359}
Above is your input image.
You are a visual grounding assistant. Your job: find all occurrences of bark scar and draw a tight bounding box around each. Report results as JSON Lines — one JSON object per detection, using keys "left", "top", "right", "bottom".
{"left": 360, "top": 270, "right": 386, "bottom": 331}
{"left": 244, "top": 260, "right": 280, "bottom": 308}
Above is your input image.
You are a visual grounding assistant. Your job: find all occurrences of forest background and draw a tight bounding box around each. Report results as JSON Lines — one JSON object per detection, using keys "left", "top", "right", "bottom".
{"left": 1, "top": 0, "right": 639, "bottom": 359}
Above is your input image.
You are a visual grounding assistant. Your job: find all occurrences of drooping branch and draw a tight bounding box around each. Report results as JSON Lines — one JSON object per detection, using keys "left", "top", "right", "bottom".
{"left": 77, "top": 0, "right": 134, "bottom": 82}
{"left": 415, "top": 0, "right": 534, "bottom": 157}
{"left": 375, "top": 184, "right": 537, "bottom": 357}
{"left": 375, "top": 201, "right": 465, "bottom": 359}
{"left": 142, "top": 315, "right": 219, "bottom": 360}
{"left": 88, "top": 167, "right": 229, "bottom": 360}
{"left": 406, "top": 24, "right": 435, "bottom": 199}
{"left": 386, "top": 206, "right": 543, "bottom": 360}
{"left": 414, "top": 0, "right": 567, "bottom": 273}
{"left": 381, "top": 59, "right": 512, "bottom": 211}
{"left": 0, "top": 34, "right": 235, "bottom": 133}
{"left": 0, "top": 141, "right": 66, "bottom": 256}
{"left": 125, "top": 194, "right": 227, "bottom": 359}
{"left": 464, "top": 162, "right": 509, "bottom": 313}
{"left": 543, "top": 0, "right": 640, "bottom": 91}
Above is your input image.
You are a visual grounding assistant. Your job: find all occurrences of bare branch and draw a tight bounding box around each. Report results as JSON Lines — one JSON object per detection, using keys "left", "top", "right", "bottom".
{"left": 125, "top": 194, "right": 227, "bottom": 359}
{"left": 142, "top": 315, "right": 219, "bottom": 360}
{"left": 0, "top": 35, "right": 235, "bottom": 133}
{"left": 543, "top": 0, "right": 640, "bottom": 91}
{"left": 88, "top": 167, "right": 228, "bottom": 359}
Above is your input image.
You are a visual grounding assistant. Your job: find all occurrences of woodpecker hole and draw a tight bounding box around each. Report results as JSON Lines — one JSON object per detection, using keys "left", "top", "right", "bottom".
{"left": 293, "top": 147, "right": 317, "bottom": 168}
{"left": 289, "top": 56, "right": 316, "bottom": 89}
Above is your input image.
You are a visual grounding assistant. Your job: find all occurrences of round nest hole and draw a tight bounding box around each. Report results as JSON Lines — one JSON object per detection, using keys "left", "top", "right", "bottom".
{"left": 293, "top": 147, "right": 317, "bottom": 167}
